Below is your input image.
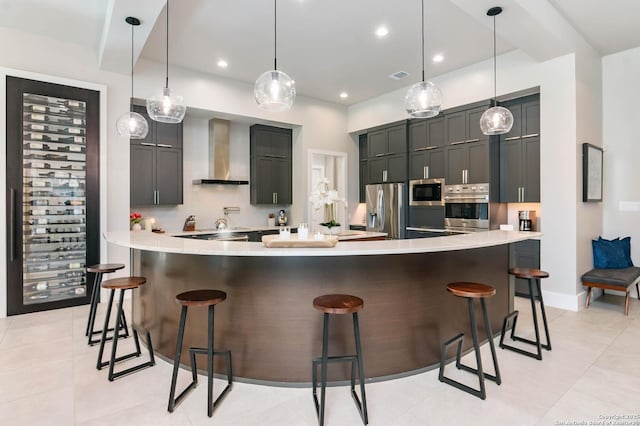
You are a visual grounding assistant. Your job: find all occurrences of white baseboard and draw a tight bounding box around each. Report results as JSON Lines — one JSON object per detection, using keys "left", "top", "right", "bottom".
{"left": 540, "top": 289, "right": 582, "bottom": 311}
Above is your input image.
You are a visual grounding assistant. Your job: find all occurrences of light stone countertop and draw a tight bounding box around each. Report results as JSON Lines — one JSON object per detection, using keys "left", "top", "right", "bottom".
{"left": 104, "top": 230, "right": 542, "bottom": 257}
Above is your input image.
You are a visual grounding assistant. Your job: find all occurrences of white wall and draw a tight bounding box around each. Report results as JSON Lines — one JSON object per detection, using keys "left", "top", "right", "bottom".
{"left": 348, "top": 50, "right": 584, "bottom": 310}
{"left": 602, "top": 46, "right": 640, "bottom": 298}
{"left": 0, "top": 26, "right": 353, "bottom": 317}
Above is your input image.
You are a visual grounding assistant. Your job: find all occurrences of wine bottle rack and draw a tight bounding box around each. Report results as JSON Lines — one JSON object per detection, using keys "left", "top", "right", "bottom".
{"left": 21, "top": 93, "right": 88, "bottom": 304}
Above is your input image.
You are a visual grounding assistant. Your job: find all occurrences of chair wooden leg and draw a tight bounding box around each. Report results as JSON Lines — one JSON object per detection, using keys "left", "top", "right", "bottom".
{"left": 585, "top": 287, "right": 592, "bottom": 309}
{"left": 625, "top": 291, "right": 630, "bottom": 316}
{"left": 636, "top": 283, "right": 639, "bottom": 300}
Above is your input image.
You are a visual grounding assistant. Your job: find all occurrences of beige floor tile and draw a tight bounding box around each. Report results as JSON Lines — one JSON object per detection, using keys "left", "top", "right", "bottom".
{"left": 0, "top": 336, "right": 74, "bottom": 374}
{"left": 0, "top": 319, "right": 72, "bottom": 349}
{"left": 0, "top": 358, "right": 73, "bottom": 404}
{"left": 0, "top": 385, "right": 74, "bottom": 425}
{"left": 538, "top": 388, "right": 636, "bottom": 425}
{"left": 76, "top": 397, "right": 192, "bottom": 426}
{"left": 7, "top": 307, "right": 73, "bottom": 330}
{"left": 570, "top": 365, "right": 640, "bottom": 412}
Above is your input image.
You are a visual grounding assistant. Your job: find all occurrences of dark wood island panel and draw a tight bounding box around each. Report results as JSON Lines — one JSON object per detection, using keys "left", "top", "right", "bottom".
{"left": 132, "top": 244, "right": 510, "bottom": 384}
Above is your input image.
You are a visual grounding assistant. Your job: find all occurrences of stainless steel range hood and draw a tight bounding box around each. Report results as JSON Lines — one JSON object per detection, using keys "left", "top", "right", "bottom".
{"left": 192, "top": 118, "right": 249, "bottom": 185}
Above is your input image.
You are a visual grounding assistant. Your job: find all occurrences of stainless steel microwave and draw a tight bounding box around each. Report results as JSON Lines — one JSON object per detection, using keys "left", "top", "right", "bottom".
{"left": 409, "top": 178, "right": 445, "bottom": 206}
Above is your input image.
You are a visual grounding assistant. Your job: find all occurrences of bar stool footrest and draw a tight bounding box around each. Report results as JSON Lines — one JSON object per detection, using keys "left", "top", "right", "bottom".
{"left": 312, "top": 354, "right": 366, "bottom": 424}
{"left": 499, "top": 310, "right": 550, "bottom": 361}
{"left": 168, "top": 347, "right": 233, "bottom": 414}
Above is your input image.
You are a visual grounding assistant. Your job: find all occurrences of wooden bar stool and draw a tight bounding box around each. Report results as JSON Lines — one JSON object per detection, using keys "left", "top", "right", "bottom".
{"left": 439, "top": 282, "right": 501, "bottom": 400}
{"left": 500, "top": 268, "right": 552, "bottom": 360}
{"left": 168, "top": 290, "right": 232, "bottom": 418}
{"left": 312, "top": 294, "right": 368, "bottom": 426}
{"left": 85, "top": 263, "right": 129, "bottom": 346}
{"left": 96, "top": 276, "right": 155, "bottom": 381}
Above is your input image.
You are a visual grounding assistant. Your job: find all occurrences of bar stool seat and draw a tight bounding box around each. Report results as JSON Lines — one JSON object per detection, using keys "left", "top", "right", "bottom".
{"left": 439, "top": 282, "right": 501, "bottom": 400}
{"left": 85, "top": 263, "right": 129, "bottom": 346}
{"left": 168, "top": 289, "right": 232, "bottom": 418}
{"left": 96, "top": 276, "right": 155, "bottom": 381}
{"left": 312, "top": 294, "right": 368, "bottom": 426}
{"left": 500, "top": 268, "right": 552, "bottom": 360}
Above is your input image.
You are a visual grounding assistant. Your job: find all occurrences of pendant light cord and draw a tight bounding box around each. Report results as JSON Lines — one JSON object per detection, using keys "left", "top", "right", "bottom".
{"left": 421, "top": 0, "right": 425, "bottom": 82}
{"left": 274, "top": 0, "right": 278, "bottom": 70}
{"left": 492, "top": 14, "right": 497, "bottom": 103}
{"left": 130, "top": 21, "right": 134, "bottom": 99}
{"left": 165, "top": 0, "right": 169, "bottom": 89}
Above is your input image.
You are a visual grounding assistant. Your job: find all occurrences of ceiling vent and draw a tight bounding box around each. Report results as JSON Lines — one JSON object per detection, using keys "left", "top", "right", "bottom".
{"left": 389, "top": 71, "right": 410, "bottom": 80}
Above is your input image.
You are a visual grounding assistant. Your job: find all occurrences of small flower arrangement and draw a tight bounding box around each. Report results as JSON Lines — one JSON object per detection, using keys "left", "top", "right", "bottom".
{"left": 309, "top": 177, "right": 343, "bottom": 228}
{"left": 130, "top": 212, "right": 142, "bottom": 225}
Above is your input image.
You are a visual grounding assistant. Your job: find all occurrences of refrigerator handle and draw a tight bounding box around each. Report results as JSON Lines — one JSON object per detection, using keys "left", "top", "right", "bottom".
{"left": 377, "top": 189, "right": 385, "bottom": 231}
{"left": 10, "top": 188, "right": 17, "bottom": 261}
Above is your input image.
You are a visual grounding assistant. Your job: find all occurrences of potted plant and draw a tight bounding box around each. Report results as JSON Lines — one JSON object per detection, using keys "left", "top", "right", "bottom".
{"left": 309, "top": 177, "right": 343, "bottom": 234}
{"left": 130, "top": 212, "right": 143, "bottom": 231}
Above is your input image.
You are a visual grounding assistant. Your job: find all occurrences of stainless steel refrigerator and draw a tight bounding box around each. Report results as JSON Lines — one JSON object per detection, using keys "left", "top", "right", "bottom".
{"left": 365, "top": 183, "right": 405, "bottom": 239}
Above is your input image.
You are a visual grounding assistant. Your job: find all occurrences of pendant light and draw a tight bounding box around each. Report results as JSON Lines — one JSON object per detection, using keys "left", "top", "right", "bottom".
{"left": 254, "top": 0, "right": 296, "bottom": 111}
{"left": 116, "top": 17, "right": 149, "bottom": 139}
{"left": 146, "top": 0, "right": 186, "bottom": 123}
{"left": 479, "top": 6, "right": 513, "bottom": 135}
{"left": 404, "top": 0, "right": 443, "bottom": 118}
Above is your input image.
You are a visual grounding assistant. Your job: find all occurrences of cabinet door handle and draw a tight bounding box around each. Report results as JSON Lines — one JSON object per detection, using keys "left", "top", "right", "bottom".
{"left": 275, "top": 192, "right": 278, "bottom": 204}
{"left": 504, "top": 136, "right": 520, "bottom": 141}
{"left": 465, "top": 169, "right": 469, "bottom": 184}
{"left": 264, "top": 154, "right": 286, "bottom": 159}
{"left": 424, "top": 166, "right": 429, "bottom": 179}
{"left": 156, "top": 143, "right": 172, "bottom": 148}
{"left": 414, "top": 147, "right": 429, "bottom": 152}
{"left": 272, "top": 193, "right": 275, "bottom": 204}
{"left": 522, "top": 133, "right": 539, "bottom": 139}
{"left": 465, "top": 138, "right": 480, "bottom": 143}
{"left": 140, "top": 142, "right": 156, "bottom": 146}
{"left": 375, "top": 153, "right": 386, "bottom": 157}
{"left": 9, "top": 188, "right": 16, "bottom": 261}
{"left": 383, "top": 170, "right": 388, "bottom": 182}
{"left": 450, "top": 140, "right": 466, "bottom": 145}
{"left": 521, "top": 187, "right": 525, "bottom": 202}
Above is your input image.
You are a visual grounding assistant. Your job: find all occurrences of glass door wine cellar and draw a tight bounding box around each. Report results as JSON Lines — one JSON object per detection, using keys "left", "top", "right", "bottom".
{"left": 6, "top": 76, "right": 100, "bottom": 315}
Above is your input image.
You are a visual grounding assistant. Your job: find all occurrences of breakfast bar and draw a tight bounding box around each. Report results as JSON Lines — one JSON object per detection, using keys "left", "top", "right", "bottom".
{"left": 104, "top": 230, "right": 541, "bottom": 385}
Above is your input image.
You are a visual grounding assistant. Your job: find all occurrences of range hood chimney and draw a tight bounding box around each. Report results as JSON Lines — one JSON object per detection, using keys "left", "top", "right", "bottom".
{"left": 192, "top": 118, "right": 248, "bottom": 185}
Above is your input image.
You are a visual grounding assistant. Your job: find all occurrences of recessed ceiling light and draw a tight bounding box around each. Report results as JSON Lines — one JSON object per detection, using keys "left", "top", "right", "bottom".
{"left": 375, "top": 26, "right": 389, "bottom": 38}
{"left": 339, "top": 92, "right": 348, "bottom": 99}
{"left": 432, "top": 54, "right": 444, "bottom": 63}
{"left": 217, "top": 59, "right": 228, "bottom": 68}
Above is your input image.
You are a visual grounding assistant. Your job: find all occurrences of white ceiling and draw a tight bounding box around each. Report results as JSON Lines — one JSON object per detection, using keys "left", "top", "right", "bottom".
{"left": 1, "top": 0, "right": 639, "bottom": 105}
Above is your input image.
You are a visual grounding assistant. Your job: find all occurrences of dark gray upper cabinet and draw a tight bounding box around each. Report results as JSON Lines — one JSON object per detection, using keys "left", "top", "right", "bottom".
{"left": 130, "top": 104, "right": 183, "bottom": 206}
{"left": 409, "top": 117, "right": 445, "bottom": 151}
{"left": 427, "top": 117, "right": 446, "bottom": 147}
{"left": 500, "top": 95, "right": 540, "bottom": 202}
{"left": 446, "top": 140, "right": 489, "bottom": 184}
{"left": 365, "top": 122, "right": 407, "bottom": 184}
{"left": 250, "top": 125, "right": 292, "bottom": 205}
{"left": 410, "top": 148, "right": 445, "bottom": 180}
{"left": 446, "top": 105, "right": 489, "bottom": 144}
{"left": 409, "top": 121, "right": 428, "bottom": 151}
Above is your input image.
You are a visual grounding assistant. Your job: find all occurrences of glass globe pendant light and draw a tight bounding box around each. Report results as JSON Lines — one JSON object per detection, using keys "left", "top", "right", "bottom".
{"left": 116, "top": 17, "right": 149, "bottom": 139}
{"left": 146, "top": 0, "right": 186, "bottom": 123}
{"left": 254, "top": 0, "right": 296, "bottom": 111}
{"left": 405, "top": 0, "right": 443, "bottom": 118}
{"left": 480, "top": 6, "right": 514, "bottom": 135}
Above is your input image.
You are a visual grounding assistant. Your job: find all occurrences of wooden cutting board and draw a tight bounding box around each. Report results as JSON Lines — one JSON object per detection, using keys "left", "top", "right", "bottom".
{"left": 262, "top": 234, "right": 339, "bottom": 248}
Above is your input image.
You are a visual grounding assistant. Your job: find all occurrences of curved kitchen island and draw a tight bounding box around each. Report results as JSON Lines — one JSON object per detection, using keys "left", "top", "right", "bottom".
{"left": 104, "top": 230, "right": 541, "bottom": 385}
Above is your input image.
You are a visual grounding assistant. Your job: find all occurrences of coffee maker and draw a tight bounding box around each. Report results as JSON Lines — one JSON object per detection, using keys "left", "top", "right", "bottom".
{"left": 518, "top": 210, "right": 536, "bottom": 231}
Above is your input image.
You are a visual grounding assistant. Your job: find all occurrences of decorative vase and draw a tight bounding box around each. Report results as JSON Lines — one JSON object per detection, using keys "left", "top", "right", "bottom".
{"left": 132, "top": 223, "right": 142, "bottom": 231}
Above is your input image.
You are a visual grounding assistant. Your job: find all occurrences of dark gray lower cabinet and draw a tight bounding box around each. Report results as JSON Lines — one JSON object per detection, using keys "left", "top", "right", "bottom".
{"left": 359, "top": 160, "right": 367, "bottom": 203}
{"left": 130, "top": 144, "right": 183, "bottom": 206}
{"left": 510, "top": 239, "right": 541, "bottom": 298}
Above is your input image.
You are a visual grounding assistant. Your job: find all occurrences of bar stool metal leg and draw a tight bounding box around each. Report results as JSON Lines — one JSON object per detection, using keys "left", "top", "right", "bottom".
{"left": 207, "top": 304, "right": 214, "bottom": 417}
{"left": 86, "top": 273, "right": 130, "bottom": 346}
{"left": 168, "top": 306, "right": 191, "bottom": 412}
{"left": 499, "top": 277, "right": 551, "bottom": 360}
{"left": 352, "top": 312, "right": 368, "bottom": 425}
{"left": 85, "top": 272, "right": 102, "bottom": 337}
{"left": 319, "top": 313, "right": 329, "bottom": 426}
{"left": 439, "top": 298, "right": 501, "bottom": 400}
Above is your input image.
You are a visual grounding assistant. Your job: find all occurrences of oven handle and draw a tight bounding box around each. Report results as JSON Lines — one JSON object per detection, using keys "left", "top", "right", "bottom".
{"left": 444, "top": 195, "right": 489, "bottom": 201}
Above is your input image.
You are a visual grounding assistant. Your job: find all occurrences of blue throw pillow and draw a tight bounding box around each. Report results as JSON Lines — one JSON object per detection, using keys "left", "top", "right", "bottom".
{"left": 620, "top": 236, "right": 634, "bottom": 267}
{"left": 593, "top": 237, "right": 632, "bottom": 269}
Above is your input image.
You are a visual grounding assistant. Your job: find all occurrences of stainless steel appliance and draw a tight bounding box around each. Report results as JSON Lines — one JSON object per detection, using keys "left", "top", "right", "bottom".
{"left": 366, "top": 183, "right": 405, "bottom": 239}
{"left": 444, "top": 183, "right": 490, "bottom": 231}
{"left": 409, "top": 178, "right": 445, "bottom": 206}
{"left": 518, "top": 210, "right": 536, "bottom": 231}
